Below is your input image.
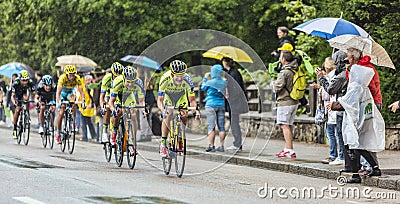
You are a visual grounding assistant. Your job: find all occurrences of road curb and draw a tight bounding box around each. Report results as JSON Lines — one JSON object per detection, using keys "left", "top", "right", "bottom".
{"left": 138, "top": 143, "right": 400, "bottom": 191}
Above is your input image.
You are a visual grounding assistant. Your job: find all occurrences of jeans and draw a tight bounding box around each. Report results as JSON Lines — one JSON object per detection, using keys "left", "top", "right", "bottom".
{"left": 336, "top": 115, "right": 353, "bottom": 170}
{"left": 81, "top": 115, "right": 96, "bottom": 141}
{"left": 205, "top": 107, "right": 225, "bottom": 132}
{"left": 326, "top": 123, "right": 343, "bottom": 160}
{"left": 76, "top": 109, "right": 82, "bottom": 133}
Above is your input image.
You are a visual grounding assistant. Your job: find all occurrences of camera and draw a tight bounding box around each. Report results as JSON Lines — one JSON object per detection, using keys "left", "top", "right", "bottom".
{"left": 342, "top": 59, "right": 350, "bottom": 64}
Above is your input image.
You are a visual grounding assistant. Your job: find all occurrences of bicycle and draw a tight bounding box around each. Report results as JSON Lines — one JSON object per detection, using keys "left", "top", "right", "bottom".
{"left": 16, "top": 100, "right": 34, "bottom": 145}
{"left": 39, "top": 103, "right": 55, "bottom": 149}
{"left": 101, "top": 104, "right": 113, "bottom": 162}
{"left": 113, "top": 105, "right": 145, "bottom": 169}
{"left": 162, "top": 104, "right": 198, "bottom": 177}
{"left": 59, "top": 101, "right": 83, "bottom": 154}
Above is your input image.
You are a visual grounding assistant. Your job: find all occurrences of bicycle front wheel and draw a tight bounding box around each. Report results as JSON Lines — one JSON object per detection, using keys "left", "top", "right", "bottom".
{"left": 60, "top": 117, "right": 67, "bottom": 152}
{"left": 126, "top": 123, "right": 137, "bottom": 169}
{"left": 104, "top": 141, "right": 112, "bottom": 162}
{"left": 41, "top": 119, "right": 48, "bottom": 148}
{"left": 67, "top": 117, "right": 76, "bottom": 154}
{"left": 23, "top": 112, "right": 30, "bottom": 146}
{"left": 115, "top": 123, "right": 124, "bottom": 167}
{"left": 174, "top": 123, "right": 186, "bottom": 177}
{"left": 48, "top": 113, "right": 55, "bottom": 149}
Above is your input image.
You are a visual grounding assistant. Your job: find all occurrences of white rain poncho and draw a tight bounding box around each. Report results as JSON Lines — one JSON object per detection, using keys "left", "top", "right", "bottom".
{"left": 338, "top": 65, "right": 385, "bottom": 152}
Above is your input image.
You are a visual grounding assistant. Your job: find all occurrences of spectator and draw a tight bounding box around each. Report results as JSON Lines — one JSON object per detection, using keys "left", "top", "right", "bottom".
{"left": 273, "top": 51, "right": 299, "bottom": 158}
{"left": 346, "top": 48, "right": 382, "bottom": 175}
{"left": 222, "top": 57, "right": 248, "bottom": 153}
{"left": 202, "top": 64, "right": 227, "bottom": 152}
{"left": 78, "top": 75, "right": 97, "bottom": 142}
{"left": 0, "top": 79, "right": 6, "bottom": 124}
{"left": 312, "top": 57, "right": 343, "bottom": 165}
{"left": 6, "top": 74, "right": 18, "bottom": 118}
{"left": 316, "top": 50, "right": 350, "bottom": 173}
{"left": 329, "top": 65, "right": 384, "bottom": 183}
{"left": 271, "top": 26, "right": 296, "bottom": 59}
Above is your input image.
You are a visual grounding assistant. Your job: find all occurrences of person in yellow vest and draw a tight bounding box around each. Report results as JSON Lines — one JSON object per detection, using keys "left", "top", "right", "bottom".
{"left": 77, "top": 75, "right": 97, "bottom": 142}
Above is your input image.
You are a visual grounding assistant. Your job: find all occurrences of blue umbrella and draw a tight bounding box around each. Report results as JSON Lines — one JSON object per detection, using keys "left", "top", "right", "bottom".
{"left": 0, "top": 62, "right": 34, "bottom": 78}
{"left": 294, "top": 18, "right": 371, "bottom": 40}
{"left": 120, "top": 55, "right": 162, "bottom": 70}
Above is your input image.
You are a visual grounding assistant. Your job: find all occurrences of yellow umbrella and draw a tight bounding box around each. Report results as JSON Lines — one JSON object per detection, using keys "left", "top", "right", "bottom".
{"left": 328, "top": 34, "right": 395, "bottom": 69}
{"left": 56, "top": 54, "right": 97, "bottom": 67}
{"left": 202, "top": 46, "right": 253, "bottom": 63}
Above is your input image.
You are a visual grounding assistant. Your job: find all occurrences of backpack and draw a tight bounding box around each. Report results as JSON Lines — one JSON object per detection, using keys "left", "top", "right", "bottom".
{"left": 286, "top": 68, "right": 307, "bottom": 100}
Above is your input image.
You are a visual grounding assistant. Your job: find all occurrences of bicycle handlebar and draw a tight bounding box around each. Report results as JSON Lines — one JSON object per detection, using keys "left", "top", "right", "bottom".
{"left": 17, "top": 100, "right": 35, "bottom": 103}
{"left": 164, "top": 105, "right": 197, "bottom": 111}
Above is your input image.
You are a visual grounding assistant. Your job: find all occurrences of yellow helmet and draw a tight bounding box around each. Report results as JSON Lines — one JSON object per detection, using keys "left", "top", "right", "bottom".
{"left": 123, "top": 66, "right": 137, "bottom": 82}
{"left": 111, "top": 62, "right": 124, "bottom": 76}
{"left": 170, "top": 60, "right": 187, "bottom": 75}
{"left": 19, "top": 70, "right": 29, "bottom": 80}
{"left": 64, "top": 65, "right": 77, "bottom": 74}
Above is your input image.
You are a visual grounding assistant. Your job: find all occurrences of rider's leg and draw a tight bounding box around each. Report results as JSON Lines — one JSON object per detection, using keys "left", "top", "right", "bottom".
{"left": 55, "top": 106, "right": 65, "bottom": 143}
{"left": 131, "top": 109, "right": 138, "bottom": 140}
{"left": 12, "top": 106, "right": 21, "bottom": 138}
{"left": 38, "top": 102, "right": 46, "bottom": 134}
{"left": 160, "top": 109, "right": 173, "bottom": 157}
{"left": 110, "top": 109, "right": 122, "bottom": 145}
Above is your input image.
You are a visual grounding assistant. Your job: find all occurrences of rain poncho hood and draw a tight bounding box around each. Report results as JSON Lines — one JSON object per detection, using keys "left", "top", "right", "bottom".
{"left": 338, "top": 65, "right": 385, "bottom": 152}
{"left": 201, "top": 64, "right": 226, "bottom": 108}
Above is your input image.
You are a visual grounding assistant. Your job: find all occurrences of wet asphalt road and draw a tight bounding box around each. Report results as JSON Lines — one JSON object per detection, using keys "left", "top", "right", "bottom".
{"left": 0, "top": 128, "right": 398, "bottom": 204}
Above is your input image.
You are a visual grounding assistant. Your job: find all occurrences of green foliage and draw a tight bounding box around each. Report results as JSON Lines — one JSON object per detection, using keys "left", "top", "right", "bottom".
{"left": 1, "top": 0, "right": 399, "bottom": 124}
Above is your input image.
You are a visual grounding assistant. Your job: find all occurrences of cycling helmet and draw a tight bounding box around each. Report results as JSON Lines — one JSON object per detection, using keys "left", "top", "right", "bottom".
{"left": 19, "top": 70, "right": 30, "bottom": 80}
{"left": 170, "top": 60, "right": 187, "bottom": 75}
{"left": 42, "top": 75, "right": 53, "bottom": 86}
{"left": 111, "top": 62, "right": 124, "bottom": 76}
{"left": 123, "top": 66, "right": 137, "bottom": 82}
{"left": 64, "top": 65, "right": 77, "bottom": 74}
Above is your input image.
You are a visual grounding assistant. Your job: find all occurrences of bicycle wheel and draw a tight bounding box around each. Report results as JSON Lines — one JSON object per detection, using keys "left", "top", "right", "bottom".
{"left": 162, "top": 153, "right": 172, "bottom": 175}
{"left": 126, "top": 123, "right": 137, "bottom": 169}
{"left": 48, "top": 113, "right": 55, "bottom": 149}
{"left": 23, "top": 111, "right": 30, "bottom": 146}
{"left": 16, "top": 113, "right": 23, "bottom": 145}
{"left": 114, "top": 123, "right": 124, "bottom": 167}
{"left": 60, "top": 117, "right": 67, "bottom": 152}
{"left": 104, "top": 141, "right": 112, "bottom": 162}
{"left": 174, "top": 123, "right": 186, "bottom": 177}
{"left": 41, "top": 118, "right": 48, "bottom": 148}
{"left": 67, "top": 117, "right": 76, "bottom": 154}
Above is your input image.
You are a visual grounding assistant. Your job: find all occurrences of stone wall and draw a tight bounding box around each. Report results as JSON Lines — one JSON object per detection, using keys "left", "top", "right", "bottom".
{"left": 184, "top": 111, "right": 400, "bottom": 150}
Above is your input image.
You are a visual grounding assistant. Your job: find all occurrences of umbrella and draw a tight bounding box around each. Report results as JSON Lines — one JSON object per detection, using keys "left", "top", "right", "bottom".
{"left": 120, "top": 55, "right": 162, "bottom": 70}
{"left": 56, "top": 54, "right": 97, "bottom": 67}
{"left": 76, "top": 66, "right": 94, "bottom": 73}
{"left": 0, "top": 62, "right": 35, "bottom": 78}
{"left": 294, "top": 18, "right": 371, "bottom": 40}
{"left": 202, "top": 46, "right": 253, "bottom": 63}
{"left": 328, "top": 34, "right": 395, "bottom": 69}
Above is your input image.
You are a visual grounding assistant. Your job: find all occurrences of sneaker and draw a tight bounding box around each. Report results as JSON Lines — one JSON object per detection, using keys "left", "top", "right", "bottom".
{"left": 226, "top": 145, "right": 241, "bottom": 153}
{"left": 205, "top": 146, "right": 215, "bottom": 152}
{"left": 216, "top": 146, "right": 224, "bottom": 152}
{"left": 322, "top": 157, "right": 335, "bottom": 164}
{"left": 111, "top": 132, "right": 117, "bottom": 146}
{"left": 101, "top": 131, "right": 109, "bottom": 143}
{"left": 12, "top": 130, "right": 18, "bottom": 139}
{"left": 329, "top": 158, "right": 345, "bottom": 165}
{"left": 160, "top": 143, "right": 168, "bottom": 158}
{"left": 276, "top": 149, "right": 296, "bottom": 158}
{"left": 56, "top": 134, "right": 61, "bottom": 144}
{"left": 38, "top": 126, "right": 44, "bottom": 134}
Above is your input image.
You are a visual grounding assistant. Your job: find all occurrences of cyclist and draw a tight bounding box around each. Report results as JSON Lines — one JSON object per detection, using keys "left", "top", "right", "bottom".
{"left": 157, "top": 60, "right": 200, "bottom": 158}
{"left": 11, "top": 70, "right": 36, "bottom": 139}
{"left": 35, "top": 75, "right": 56, "bottom": 134}
{"left": 99, "top": 62, "right": 124, "bottom": 143}
{"left": 54, "top": 65, "right": 85, "bottom": 144}
{"left": 108, "top": 65, "right": 145, "bottom": 146}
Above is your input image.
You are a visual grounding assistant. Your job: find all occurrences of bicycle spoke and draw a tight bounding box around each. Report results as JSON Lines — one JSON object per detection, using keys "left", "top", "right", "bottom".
{"left": 175, "top": 123, "right": 186, "bottom": 177}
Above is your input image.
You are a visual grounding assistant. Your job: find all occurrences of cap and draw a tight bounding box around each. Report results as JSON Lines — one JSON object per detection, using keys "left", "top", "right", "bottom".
{"left": 277, "top": 43, "right": 294, "bottom": 51}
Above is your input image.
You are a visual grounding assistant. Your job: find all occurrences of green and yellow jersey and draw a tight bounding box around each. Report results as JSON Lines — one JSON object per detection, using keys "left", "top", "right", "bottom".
{"left": 100, "top": 73, "right": 113, "bottom": 98}
{"left": 110, "top": 75, "right": 145, "bottom": 106}
{"left": 158, "top": 70, "right": 195, "bottom": 107}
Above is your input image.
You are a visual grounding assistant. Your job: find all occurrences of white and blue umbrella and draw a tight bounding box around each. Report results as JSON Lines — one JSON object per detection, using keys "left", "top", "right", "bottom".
{"left": 294, "top": 18, "right": 371, "bottom": 40}
{"left": 0, "top": 62, "right": 34, "bottom": 78}
{"left": 120, "top": 55, "right": 162, "bottom": 70}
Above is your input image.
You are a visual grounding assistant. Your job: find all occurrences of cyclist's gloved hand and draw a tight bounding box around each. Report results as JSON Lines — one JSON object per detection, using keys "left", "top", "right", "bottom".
{"left": 160, "top": 110, "right": 167, "bottom": 119}
{"left": 112, "top": 109, "right": 117, "bottom": 117}
{"left": 100, "top": 108, "right": 106, "bottom": 116}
